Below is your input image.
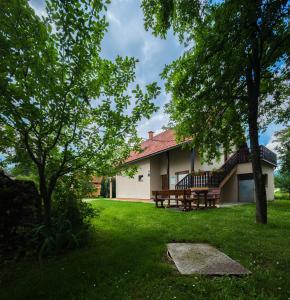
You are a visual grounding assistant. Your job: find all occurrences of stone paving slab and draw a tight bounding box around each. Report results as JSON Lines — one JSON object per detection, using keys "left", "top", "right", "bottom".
{"left": 167, "top": 243, "right": 251, "bottom": 275}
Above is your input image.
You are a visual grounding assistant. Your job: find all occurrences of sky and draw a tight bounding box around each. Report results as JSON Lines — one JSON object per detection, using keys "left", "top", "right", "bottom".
{"left": 29, "top": 0, "right": 282, "bottom": 152}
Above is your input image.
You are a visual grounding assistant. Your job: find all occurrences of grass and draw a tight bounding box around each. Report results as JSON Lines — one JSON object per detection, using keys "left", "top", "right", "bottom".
{"left": 0, "top": 199, "right": 290, "bottom": 300}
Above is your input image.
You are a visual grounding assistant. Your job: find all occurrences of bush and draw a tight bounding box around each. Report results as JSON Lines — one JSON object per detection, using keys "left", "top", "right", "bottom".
{"left": 0, "top": 171, "right": 99, "bottom": 261}
{"left": 100, "top": 177, "right": 110, "bottom": 198}
{"left": 0, "top": 171, "right": 40, "bottom": 240}
{"left": 31, "top": 173, "right": 99, "bottom": 261}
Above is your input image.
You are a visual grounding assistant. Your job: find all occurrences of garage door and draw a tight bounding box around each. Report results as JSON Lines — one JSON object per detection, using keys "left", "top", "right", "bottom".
{"left": 238, "top": 174, "right": 255, "bottom": 202}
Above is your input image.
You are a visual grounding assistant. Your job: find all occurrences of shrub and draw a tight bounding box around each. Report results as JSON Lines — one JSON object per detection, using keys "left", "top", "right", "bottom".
{"left": 30, "top": 173, "right": 99, "bottom": 261}
{"left": 100, "top": 177, "right": 110, "bottom": 198}
{"left": 0, "top": 170, "right": 98, "bottom": 261}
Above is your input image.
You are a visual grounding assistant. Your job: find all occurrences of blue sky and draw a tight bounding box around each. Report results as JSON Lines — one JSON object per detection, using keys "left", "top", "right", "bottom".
{"left": 29, "top": 0, "right": 281, "bottom": 152}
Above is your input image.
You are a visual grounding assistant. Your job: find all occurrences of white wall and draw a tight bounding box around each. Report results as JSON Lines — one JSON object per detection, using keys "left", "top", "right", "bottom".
{"left": 194, "top": 151, "right": 224, "bottom": 171}
{"left": 116, "top": 159, "right": 151, "bottom": 199}
{"left": 168, "top": 148, "right": 191, "bottom": 189}
{"left": 150, "top": 156, "right": 162, "bottom": 192}
{"left": 221, "top": 162, "right": 275, "bottom": 203}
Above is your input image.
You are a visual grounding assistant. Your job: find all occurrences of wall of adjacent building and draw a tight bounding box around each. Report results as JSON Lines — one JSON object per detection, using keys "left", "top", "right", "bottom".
{"left": 115, "top": 159, "right": 151, "bottom": 199}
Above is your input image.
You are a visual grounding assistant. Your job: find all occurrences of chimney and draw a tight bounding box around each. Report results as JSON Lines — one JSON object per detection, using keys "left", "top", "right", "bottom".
{"left": 148, "top": 131, "right": 154, "bottom": 140}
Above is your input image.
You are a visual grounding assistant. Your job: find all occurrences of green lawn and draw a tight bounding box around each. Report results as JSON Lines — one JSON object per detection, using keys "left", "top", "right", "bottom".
{"left": 1, "top": 200, "right": 290, "bottom": 300}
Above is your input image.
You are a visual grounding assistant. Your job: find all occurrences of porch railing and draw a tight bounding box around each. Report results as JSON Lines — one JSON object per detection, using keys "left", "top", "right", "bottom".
{"left": 176, "top": 145, "right": 276, "bottom": 190}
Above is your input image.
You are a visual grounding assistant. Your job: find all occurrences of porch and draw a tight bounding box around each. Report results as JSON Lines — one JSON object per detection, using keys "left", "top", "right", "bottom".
{"left": 175, "top": 145, "right": 277, "bottom": 190}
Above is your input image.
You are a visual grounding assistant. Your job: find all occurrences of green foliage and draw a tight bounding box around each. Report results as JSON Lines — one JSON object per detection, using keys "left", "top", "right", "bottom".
{"left": 0, "top": 171, "right": 41, "bottom": 259}
{"left": 32, "top": 174, "right": 97, "bottom": 261}
{"left": 0, "top": 0, "right": 160, "bottom": 227}
{"left": 142, "top": 0, "right": 289, "bottom": 161}
{"left": 142, "top": 0, "right": 202, "bottom": 41}
{"left": 53, "top": 173, "right": 97, "bottom": 229}
{"left": 274, "top": 126, "right": 290, "bottom": 196}
{"left": 100, "top": 177, "right": 110, "bottom": 198}
{"left": 142, "top": 0, "right": 289, "bottom": 223}
{"left": 274, "top": 188, "right": 289, "bottom": 200}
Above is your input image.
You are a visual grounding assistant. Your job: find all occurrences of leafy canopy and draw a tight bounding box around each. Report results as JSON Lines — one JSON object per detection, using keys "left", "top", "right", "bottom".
{"left": 275, "top": 126, "right": 290, "bottom": 194}
{"left": 142, "top": 0, "right": 289, "bottom": 161}
{"left": 0, "top": 0, "right": 160, "bottom": 183}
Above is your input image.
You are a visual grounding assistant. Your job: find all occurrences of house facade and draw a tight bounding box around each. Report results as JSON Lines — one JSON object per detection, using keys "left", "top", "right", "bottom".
{"left": 115, "top": 129, "right": 276, "bottom": 203}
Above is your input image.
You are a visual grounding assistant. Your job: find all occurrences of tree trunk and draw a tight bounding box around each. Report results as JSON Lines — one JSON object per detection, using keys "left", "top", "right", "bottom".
{"left": 248, "top": 111, "right": 267, "bottom": 224}
{"left": 247, "top": 67, "right": 267, "bottom": 224}
{"left": 38, "top": 167, "right": 52, "bottom": 229}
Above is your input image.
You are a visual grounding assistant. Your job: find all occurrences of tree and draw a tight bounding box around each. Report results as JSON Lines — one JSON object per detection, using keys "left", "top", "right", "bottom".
{"left": 142, "top": 0, "right": 289, "bottom": 224}
{"left": 0, "top": 0, "right": 159, "bottom": 228}
{"left": 275, "top": 127, "right": 290, "bottom": 198}
{"left": 100, "top": 177, "right": 110, "bottom": 198}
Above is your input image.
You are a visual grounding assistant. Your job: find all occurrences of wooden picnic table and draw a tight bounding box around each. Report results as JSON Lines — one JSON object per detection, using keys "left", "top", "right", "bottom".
{"left": 190, "top": 187, "right": 209, "bottom": 208}
{"left": 152, "top": 188, "right": 218, "bottom": 210}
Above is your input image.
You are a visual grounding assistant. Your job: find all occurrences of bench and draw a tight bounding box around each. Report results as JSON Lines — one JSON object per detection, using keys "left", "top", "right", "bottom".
{"left": 152, "top": 189, "right": 198, "bottom": 211}
{"left": 152, "top": 190, "right": 169, "bottom": 208}
{"left": 206, "top": 188, "right": 220, "bottom": 207}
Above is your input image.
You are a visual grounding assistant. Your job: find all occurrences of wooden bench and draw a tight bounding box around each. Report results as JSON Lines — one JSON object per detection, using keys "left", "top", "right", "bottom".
{"left": 152, "top": 190, "right": 169, "bottom": 208}
{"left": 178, "top": 189, "right": 198, "bottom": 211}
{"left": 152, "top": 190, "right": 198, "bottom": 211}
{"left": 167, "top": 190, "right": 187, "bottom": 208}
{"left": 206, "top": 188, "right": 220, "bottom": 207}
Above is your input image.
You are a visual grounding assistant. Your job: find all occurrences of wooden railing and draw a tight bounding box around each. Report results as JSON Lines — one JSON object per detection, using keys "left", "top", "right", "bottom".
{"left": 260, "top": 145, "right": 277, "bottom": 166}
{"left": 176, "top": 145, "right": 276, "bottom": 190}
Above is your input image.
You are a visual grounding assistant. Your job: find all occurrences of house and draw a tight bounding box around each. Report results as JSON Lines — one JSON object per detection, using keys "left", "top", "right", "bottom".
{"left": 90, "top": 176, "right": 102, "bottom": 197}
{"left": 115, "top": 129, "right": 276, "bottom": 203}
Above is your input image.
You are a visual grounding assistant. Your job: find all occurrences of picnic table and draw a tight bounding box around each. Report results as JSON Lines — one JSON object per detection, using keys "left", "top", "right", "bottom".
{"left": 152, "top": 188, "right": 219, "bottom": 211}
{"left": 190, "top": 187, "right": 209, "bottom": 208}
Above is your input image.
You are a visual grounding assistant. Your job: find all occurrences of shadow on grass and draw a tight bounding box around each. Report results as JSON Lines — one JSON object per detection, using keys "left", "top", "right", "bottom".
{"left": 0, "top": 200, "right": 290, "bottom": 300}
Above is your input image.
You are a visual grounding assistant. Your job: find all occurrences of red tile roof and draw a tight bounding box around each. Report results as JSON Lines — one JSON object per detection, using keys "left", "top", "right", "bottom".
{"left": 125, "top": 129, "right": 184, "bottom": 163}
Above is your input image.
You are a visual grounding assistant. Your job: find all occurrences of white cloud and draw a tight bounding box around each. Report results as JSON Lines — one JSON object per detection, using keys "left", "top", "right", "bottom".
{"left": 29, "top": 0, "right": 47, "bottom": 17}
{"left": 137, "top": 112, "right": 170, "bottom": 139}
{"left": 107, "top": 11, "right": 121, "bottom": 26}
{"left": 266, "top": 134, "right": 280, "bottom": 154}
{"left": 141, "top": 38, "right": 163, "bottom": 63}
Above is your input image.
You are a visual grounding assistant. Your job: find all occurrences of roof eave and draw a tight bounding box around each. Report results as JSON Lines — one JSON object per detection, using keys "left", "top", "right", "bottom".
{"left": 123, "top": 141, "right": 192, "bottom": 165}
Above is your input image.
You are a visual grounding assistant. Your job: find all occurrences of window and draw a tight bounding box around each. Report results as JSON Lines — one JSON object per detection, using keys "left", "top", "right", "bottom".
{"left": 176, "top": 171, "right": 189, "bottom": 183}
{"left": 138, "top": 175, "right": 144, "bottom": 182}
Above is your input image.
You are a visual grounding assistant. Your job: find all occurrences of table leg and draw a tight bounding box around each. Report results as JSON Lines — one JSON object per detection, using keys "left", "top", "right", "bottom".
{"left": 183, "top": 200, "right": 186, "bottom": 211}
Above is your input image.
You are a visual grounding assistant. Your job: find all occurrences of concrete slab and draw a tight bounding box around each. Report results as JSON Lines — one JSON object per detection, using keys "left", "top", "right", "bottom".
{"left": 167, "top": 243, "right": 251, "bottom": 275}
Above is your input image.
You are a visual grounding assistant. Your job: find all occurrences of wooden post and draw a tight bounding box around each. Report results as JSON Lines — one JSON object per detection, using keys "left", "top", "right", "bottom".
{"left": 109, "top": 178, "right": 113, "bottom": 199}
